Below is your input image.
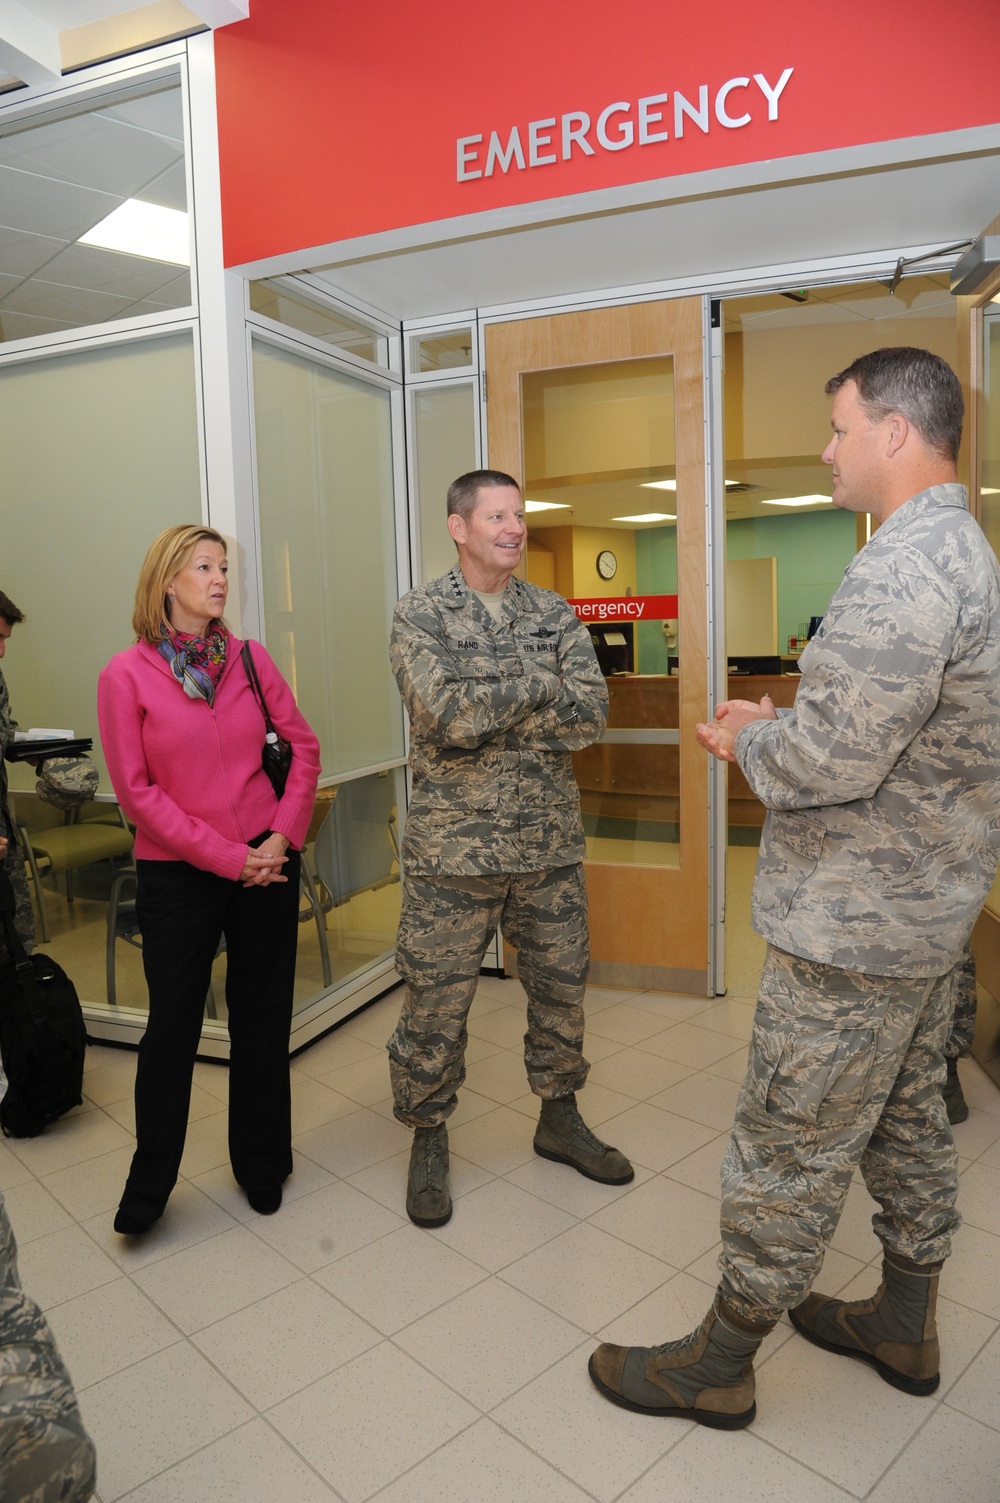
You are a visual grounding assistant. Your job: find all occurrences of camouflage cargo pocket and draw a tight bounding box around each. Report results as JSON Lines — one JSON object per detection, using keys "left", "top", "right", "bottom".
{"left": 739, "top": 1010, "right": 878, "bottom": 1130}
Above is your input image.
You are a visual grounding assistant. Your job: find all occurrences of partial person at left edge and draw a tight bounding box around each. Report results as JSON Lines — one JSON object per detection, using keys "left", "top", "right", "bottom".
{"left": 0, "top": 590, "right": 36, "bottom": 967}
{"left": 97, "top": 526, "right": 320, "bottom": 1235}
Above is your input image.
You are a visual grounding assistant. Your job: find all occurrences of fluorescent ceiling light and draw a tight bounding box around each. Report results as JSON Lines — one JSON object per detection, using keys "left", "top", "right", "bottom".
{"left": 982, "top": 486, "right": 1000, "bottom": 495}
{"left": 641, "top": 479, "right": 740, "bottom": 490}
{"left": 524, "top": 499, "right": 571, "bottom": 512}
{"left": 761, "top": 494, "right": 832, "bottom": 507}
{"left": 612, "top": 512, "right": 676, "bottom": 523}
{"left": 79, "top": 199, "right": 190, "bottom": 266}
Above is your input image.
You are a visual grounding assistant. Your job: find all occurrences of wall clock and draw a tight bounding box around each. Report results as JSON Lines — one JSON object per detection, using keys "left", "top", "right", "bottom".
{"left": 596, "top": 549, "right": 618, "bottom": 580}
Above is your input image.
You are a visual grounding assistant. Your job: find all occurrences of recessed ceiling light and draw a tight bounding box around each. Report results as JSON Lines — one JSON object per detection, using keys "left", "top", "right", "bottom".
{"left": 641, "top": 479, "right": 741, "bottom": 490}
{"left": 524, "top": 499, "right": 571, "bottom": 512}
{"left": 79, "top": 199, "right": 190, "bottom": 266}
{"left": 612, "top": 512, "right": 676, "bottom": 523}
{"left": 761, "top": 495, "right": 832, "bottom": 507}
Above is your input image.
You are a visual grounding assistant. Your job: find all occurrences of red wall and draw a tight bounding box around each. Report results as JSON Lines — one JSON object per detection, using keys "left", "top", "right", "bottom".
{"left": 215, "top": 0, "right": 1000, "bottom": 268}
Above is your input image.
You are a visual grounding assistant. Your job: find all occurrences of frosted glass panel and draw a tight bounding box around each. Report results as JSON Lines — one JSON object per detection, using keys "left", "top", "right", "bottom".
{"left": 412, "top": 382, "right": 476, "bottom": 584}
{"left": 0, "top": 332, "right": 202, "bottom": 788}
{"left": 982, "top": 313, "right": 1000, "bottom": 560}
{"left": 252, "top": 339, "right": 404, "bottom": 774}
{"left": 250, "top": 281, "right": 388, "bottom": 367}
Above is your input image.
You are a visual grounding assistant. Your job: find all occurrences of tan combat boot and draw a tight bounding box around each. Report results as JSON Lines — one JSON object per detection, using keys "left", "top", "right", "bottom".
{"left": 790, "top": 1248, "right": 942, "bottom": 1395}
{"left": 588, "top": 1294, "right": 776, "bottom": 1429}
{"left": 534, "top": 1093, "right": 634, "bottom": 1184}
{"left": 405, "top": 1124, "right": 452, "bottom": 1227}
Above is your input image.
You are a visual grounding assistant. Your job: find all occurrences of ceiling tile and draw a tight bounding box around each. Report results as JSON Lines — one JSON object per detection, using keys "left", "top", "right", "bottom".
{"left": 0, "top": 223, "right": 69, "bottom": 277}
{"left": 35, "top": 240, "right": 191, "bottom": 297}
{"left": 0, "top": 111, "right": 181, "bottom": 196}
{"left": 0, "top": 162, "right": 121, "bottom": 239}
{"left": 0, "top": 275, "right": 135, "bottom": 319}
{"left": 0, "top": 308, "right": 77, "bottom": 340}
{"left": 140, "top": 271, "right": 191, "bottom": 307}
{"left": 138, "top": 157, "right": 187, "bottom": 212}
{"left": 101, "top": 85, "right": 184, "bottom": 145}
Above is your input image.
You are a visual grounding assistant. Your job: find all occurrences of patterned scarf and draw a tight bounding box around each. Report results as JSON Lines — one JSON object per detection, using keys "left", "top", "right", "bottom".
{"left": 158, "top": 625, "right": 229, "bottom": 706}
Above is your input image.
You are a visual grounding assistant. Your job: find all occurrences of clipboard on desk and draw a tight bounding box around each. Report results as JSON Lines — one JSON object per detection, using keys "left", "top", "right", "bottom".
{"left": 6, "top": 737, "right": 93, "bottom": 762}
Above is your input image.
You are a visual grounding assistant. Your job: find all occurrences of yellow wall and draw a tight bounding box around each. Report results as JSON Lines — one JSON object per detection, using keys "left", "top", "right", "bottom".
{"left": 726, "top": 314, "right": 959, "bottom": 462}
{"left": 525, "top": 537, "right": 555, "bottom": 589}
{"left": 529, "top": 525, "right": 636, "bottom": 598}
{"left": 523, "top": 359, "right": 674, "bottom": 482}
{"left": 572, "top": 527, "right": 637, "bottom": 597}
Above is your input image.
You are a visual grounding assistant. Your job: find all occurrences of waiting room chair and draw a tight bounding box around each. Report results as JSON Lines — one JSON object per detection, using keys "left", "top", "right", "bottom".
{"left": 106, "top": 858, "right": 332, "bottom": 1009}
{"left": 312, "top": 773, "right": 399, "bottom": 907}
{"left": 11, "top": 793, "right": 134, "bottom": 944}
{"left": 105, "top": 866, "right": 221, "bottom": 1018}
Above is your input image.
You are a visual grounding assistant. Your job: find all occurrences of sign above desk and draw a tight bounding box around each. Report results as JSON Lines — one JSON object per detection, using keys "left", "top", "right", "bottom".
{"left": 568, "top": 595, "right": 677, "bottom": 622}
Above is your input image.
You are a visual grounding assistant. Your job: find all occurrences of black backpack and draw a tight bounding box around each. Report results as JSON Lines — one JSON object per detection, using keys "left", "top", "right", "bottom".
{"left": 0, "top": 868, "right": 87, "bottom": 1138}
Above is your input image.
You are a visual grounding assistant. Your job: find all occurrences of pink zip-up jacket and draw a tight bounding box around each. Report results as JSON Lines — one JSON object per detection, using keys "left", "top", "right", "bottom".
{"left": 98, "top": 636, "right": 321, "bottom": 882}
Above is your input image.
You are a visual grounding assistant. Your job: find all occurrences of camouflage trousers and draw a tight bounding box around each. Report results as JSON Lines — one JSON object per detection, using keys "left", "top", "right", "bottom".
{"left": 0, "top": 811, "right": 35, "bottom": 967}
{"left": 388, "top": 865, "right": 591, "bottom": 1128}
{"left": 945, "top": 942, "right": 976, "bottom": 1059}
{"left": 0, "top": 1191, "right": 96, "bottom": 1501}
{"left": 719, "top": 944, "right": 960, "bottom": 1325}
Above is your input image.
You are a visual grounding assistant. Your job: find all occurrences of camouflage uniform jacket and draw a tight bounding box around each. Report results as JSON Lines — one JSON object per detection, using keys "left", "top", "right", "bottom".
{"left": 390, "top": 567, "right": 608, "bottom": 875}
{"left": 737, "top": 484, "right": 1000, "bottom": 978}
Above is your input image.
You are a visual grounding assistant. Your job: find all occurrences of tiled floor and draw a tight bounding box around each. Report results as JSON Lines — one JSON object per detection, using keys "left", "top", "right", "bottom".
{"left": 3, "top": 975, "right": 1000, "bottom": 1502}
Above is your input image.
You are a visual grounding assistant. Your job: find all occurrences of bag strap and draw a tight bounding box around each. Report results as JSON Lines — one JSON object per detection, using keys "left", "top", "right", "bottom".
{"left": 240, "top": 642, "right": 278, "bottom": 737}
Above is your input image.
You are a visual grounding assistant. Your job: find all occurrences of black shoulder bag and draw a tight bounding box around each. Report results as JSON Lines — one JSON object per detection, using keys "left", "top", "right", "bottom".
{"left": 240, "top": 642, "right": 292, "bottom": 798}
{"left": 0, "top": 869, "right": 86, "bottom": 1137}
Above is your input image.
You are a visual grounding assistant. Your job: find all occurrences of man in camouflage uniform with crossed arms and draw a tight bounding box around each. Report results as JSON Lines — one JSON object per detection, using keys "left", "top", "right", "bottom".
{"left": 387, "top": 469, "right": 633, "bottom": 1226}
{"left": 590, "top": 347, "right": 1000, "bottom": 1428}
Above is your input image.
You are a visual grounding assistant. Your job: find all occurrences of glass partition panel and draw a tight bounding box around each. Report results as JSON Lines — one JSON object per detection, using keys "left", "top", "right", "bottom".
{"left": 981, "top": 308, "right": 1000, "bottom": 558}
{"left": 1, "top": 332, "right": 202, "bottom": 788}
{"left": 521, "top": 356, "right": 679, "bottom": 868}
{"left": 411, "top": 382, "right": 476, "bottom": 583}
{"left": 251, "top": 338, "right": 404, "bottom": 777}
{"left": 409, "top": 328, "right": 474, "bottom": 372}
{"left": 297, "top": 768, "right": 403, "bottom": 1000}
{"left": 0, "top": 331, "right": 202, "bottom": 1010}
{"left": 0, "top": 78, "right": 190, "bottom": 341}
{"left": 252, "top": 336, "right": 405, "bottom": 1018}
{"left": 249, "top": 280, "right": 389, "bottom": 368}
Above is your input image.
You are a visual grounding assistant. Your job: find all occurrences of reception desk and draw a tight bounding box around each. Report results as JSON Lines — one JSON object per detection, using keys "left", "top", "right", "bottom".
{"left": 572, "top": 672, "right": 800, "bottom": 830}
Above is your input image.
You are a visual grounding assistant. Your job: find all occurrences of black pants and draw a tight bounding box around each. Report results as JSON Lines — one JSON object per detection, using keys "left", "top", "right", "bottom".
{"left": 120, "top": 844, "right": 301, "bottom": 1220}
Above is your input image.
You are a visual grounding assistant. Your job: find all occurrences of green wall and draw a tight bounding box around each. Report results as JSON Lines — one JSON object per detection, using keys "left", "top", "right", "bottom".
{"left": 726, "top": 509, "right": 857, "bottom": 653}
{"left": 635, "top": 525, "right": 677, "bottom": 672}
{"left": 634, "top": 508, "right": 857, "bottom": 673}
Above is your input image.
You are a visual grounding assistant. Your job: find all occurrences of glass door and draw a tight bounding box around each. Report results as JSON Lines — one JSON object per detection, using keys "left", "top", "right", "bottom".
{"left": 967, "top": 274, "right": 1000, "bottom": 1088}
{"left": 484, "top": 299, "right": 712, "bottom": 993}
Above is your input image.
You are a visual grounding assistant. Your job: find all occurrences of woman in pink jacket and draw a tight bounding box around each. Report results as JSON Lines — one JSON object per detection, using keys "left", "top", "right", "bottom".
{"left": 98, "top": 525, "right": 320, "bottom": 1235}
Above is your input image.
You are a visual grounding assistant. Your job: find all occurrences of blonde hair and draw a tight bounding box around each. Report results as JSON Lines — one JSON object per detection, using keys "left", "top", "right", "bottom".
{"left": 132, "top": 525, "right": 228, "bottom": 644}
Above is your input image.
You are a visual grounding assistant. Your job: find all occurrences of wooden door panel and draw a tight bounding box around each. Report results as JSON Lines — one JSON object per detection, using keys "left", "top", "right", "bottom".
{"left": 486, "top": 300, "right": 709, "bottom": 991}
